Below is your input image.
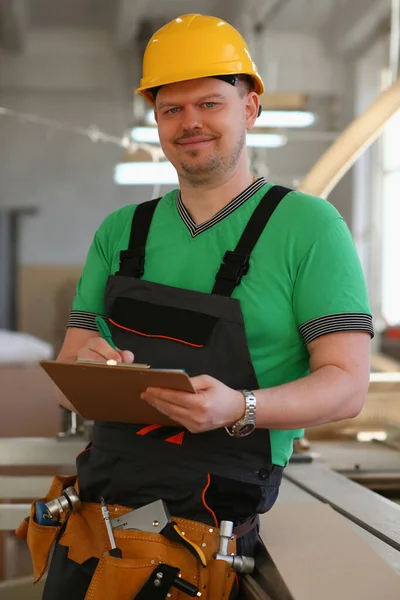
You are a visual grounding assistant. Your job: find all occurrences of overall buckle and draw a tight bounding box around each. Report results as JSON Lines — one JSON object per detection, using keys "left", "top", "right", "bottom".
{"left": 215, "top": 251, "right": 250, "bottom": 286}
{"left": 117, "top": 247, "right": 145, "bottom": 277}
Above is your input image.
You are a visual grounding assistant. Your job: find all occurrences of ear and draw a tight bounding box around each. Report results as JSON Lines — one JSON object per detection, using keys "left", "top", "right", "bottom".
{"left": 245, "top": 92, "right": 260, "bottom": 132}
{"left": 154, "top": 109, "right": 158, "bottom": 124}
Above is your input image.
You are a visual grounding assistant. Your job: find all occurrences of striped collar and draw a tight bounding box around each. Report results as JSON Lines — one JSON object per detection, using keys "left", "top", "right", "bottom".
{"left": 176, "top": 177, "right": 267, "bottom": 238}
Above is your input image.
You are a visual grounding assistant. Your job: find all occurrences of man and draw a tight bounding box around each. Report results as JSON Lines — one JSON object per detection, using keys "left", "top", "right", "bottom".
{"left": 41, "top": 14, "right": 373, "bottom": 599}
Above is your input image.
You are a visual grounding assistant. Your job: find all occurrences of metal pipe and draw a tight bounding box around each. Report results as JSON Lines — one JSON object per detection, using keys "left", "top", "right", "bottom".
{"left": 298, "top": 76, "right": 400, "bottom": 198}
{"left": 254, "top": 0, "right": 292, "bottom": 33}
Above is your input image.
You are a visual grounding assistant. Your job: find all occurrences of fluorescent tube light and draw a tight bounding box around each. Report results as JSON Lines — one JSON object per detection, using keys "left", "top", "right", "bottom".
{"left": 145, "top": 110, "right": 316, "bottom": 129}
{"left": 145, "top": 112, "right": 157, "bottom": 125}
{"left": 114, "top": 162, "right": 178, "bottom": 185}
{"left": 131, "top": 127, "right": 160, "bottom": 144}
{"left": 247, "top": 133, "right": 286, "bottom": 147}
{"left": 255, "top": 111, "right": 316, "bottom": 128}
{"left": 357, "top": 431, "right": 388, "bottom": 443}
{"left": 130, "top": 127, "right": 286, "bottom": 148}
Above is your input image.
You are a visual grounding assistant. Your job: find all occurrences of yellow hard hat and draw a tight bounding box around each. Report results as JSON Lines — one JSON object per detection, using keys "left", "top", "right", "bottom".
{"left": 135, "top": 14, "right": 265, "bottom": 105}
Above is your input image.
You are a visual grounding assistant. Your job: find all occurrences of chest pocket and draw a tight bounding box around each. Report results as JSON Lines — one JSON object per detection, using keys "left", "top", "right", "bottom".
{"left": 109, "top": 297, "right": 217, "bottom": 349}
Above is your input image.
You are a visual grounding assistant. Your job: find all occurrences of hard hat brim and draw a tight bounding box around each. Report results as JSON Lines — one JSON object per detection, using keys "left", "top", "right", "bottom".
{"left": 135, "top": 70, "right": 265, "bottom": 106}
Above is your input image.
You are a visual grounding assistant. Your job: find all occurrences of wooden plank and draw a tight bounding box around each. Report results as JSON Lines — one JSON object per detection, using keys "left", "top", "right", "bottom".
{"left": 241, "top": 574, "right": 275, "bottom": 599}
{"left": 0, "top": 505, "right": 30, "bottom": 531}
{"left": 0, "top": 576, "right": 45, "bottom": 600}
{"left": 259, "top": 502, "right": 400, "bottom": 600}
{"left": 346, "top": 519, "right": 400, "bottom": 576}
{"left": 277, "top": 478, "right": 319, "bottom": 504}
{"left": 0, "top": 438, "right": 85, "bottom": 467}
{"left": 368, "top": 372, "right": 400, "bottom": 393}
{"left": 284, "top": 462, "right": 400, "bottom": 550}
{"left": 370, "top": 353, "right": 400, "bottom": 373}
{"left": 0, "top": 515, "right": 3, "bottom": 581}
{"left": 0, "top": 477, "right": 52, "bottom": 500}
{"left": 275, "top": 476, "right": 400, "bottom": 574}
{"left": 310, "top": 440, "right": 400, "bottom": 472}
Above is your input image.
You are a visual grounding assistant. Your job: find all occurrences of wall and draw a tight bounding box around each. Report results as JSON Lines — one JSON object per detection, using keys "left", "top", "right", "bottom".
{"left": 256, "top": 31, "right": 343, "bottom": 95}
{"left": 0, "top": 28, "right": 174, "bottom": 344}
{"left": 255, "top": 29, "right": 355, "bottom": 224}
{"left": 0, "top": 25, "right": 351, "bottom": 344}
{"left": 0, "top": 29, "right": 174, "bottom": 264}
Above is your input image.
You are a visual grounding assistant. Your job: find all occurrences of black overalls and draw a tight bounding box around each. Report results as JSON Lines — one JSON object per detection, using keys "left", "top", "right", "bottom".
{"left": 43, "top": 185, "right": 290, "bottom": 599}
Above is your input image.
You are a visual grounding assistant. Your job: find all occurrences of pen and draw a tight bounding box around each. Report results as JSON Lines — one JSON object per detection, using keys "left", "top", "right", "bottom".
{"left": 94, "top": 316, "right": 151, "bottom": 368}
{"left": 95, "top": 316, "right": 118, "bottom": 351}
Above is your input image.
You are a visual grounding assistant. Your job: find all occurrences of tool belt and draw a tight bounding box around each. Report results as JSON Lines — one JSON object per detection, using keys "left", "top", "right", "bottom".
{"left": 16, "top": 474, "right": 239, "bottom": 599}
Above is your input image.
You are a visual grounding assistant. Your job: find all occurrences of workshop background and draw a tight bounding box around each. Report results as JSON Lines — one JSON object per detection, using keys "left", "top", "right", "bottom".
{"left": 1, "top": 0, "right": 400, "bottom": 597}
{"left": 1, "top": 0, "right": 396, "bottom": 348}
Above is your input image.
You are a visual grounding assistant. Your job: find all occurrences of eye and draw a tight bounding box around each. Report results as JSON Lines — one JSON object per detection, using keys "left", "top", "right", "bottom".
{"left": 165, "top": 107, "right": 180, "bottom": 115}
{"left": 203, "top": 102, "right": 216, "bottom": 108}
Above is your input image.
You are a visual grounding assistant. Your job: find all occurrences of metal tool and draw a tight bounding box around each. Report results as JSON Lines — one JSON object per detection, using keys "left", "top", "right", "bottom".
{"left": 58, "top": 407, "right": 86, "bottom": 438}
{"left": 101, "top": 497, "right": 122, "bottom": 558}
{"left": 134, "top": 563, "right": 201, "bottom": 599}
{"left": 215, "top": 520, "right": 255, "bottom": 573}
{"left": 34, "top": 486, "right": 81, "bottom": 525}
{"left": 111, "top": 499, "right": 170, "bottom": 533}
{"left": 45, "top": 486, "right": 81, "bottom": 520}
{"left": 111, "top": 499, "right": 207, "bottom": 566}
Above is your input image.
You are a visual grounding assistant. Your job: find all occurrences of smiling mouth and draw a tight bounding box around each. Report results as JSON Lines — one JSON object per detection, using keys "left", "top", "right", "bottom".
{"left": 177, "top": 138, "right": 214, "bottom": 148}
{"left": 176, "top": 136, "right": 214, "bottom": 146}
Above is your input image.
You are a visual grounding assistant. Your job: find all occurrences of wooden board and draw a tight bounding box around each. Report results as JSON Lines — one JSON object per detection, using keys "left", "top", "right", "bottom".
{"left": 284, "top": 463, "right": 400, "bottom": 551}
{"left": 260, "top": 502, "right": 400, "bottom": 600}
{"left": 40, "top": 360, "right": 195, "bottom": 426}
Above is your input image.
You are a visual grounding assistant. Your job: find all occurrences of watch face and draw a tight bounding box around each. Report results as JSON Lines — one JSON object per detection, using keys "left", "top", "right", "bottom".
{"left": 236, "top": 423, "right": 256, "bottom": 437}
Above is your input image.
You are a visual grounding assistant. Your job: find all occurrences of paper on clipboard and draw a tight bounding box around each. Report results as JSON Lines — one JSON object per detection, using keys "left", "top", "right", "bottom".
{"left": 40, "top": 359, "right": 195, "bottom": 426}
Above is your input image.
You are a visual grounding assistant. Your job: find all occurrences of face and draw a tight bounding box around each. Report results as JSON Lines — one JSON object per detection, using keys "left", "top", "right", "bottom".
{"left": 154, "top": 78, "right": 259, "bottom": 186}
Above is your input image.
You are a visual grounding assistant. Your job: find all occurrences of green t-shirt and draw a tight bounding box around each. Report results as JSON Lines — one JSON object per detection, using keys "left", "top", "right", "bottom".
{"left": 70, "top": 180, "right": 373, "bottom": 466}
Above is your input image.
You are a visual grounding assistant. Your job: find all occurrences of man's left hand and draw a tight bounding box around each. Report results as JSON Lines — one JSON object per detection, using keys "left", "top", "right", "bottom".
{"left": 141, "top": 375, "right": 245, "bottom": 433}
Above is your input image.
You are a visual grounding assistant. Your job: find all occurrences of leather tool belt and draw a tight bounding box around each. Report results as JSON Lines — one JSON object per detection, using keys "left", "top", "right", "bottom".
{"left": 16, "top": 475, "right": 238, "bottom": 599}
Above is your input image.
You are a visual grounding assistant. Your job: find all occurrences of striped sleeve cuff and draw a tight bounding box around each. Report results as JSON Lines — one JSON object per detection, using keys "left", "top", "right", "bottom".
{"left": 67, "top": 311, "right": 102, "bottom": 332}
{"left": 299, "top": 313, "right": 374, "bottom": 345}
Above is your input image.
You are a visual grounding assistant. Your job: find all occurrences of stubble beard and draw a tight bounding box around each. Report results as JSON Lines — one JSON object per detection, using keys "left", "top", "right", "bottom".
{"left": 177, "top": 130, "right": 246, "bottom": 187}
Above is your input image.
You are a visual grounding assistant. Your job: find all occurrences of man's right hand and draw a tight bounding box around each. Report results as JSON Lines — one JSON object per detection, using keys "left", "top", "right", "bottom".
{"left": 55, "top": 328, "right": 135, "bottom": 412}
{"left": 77, "top": 337, "right": 134, "bottom": 364}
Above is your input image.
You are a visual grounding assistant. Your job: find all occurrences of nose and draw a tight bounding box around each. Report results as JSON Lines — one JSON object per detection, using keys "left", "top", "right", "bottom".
{"left": 181, "top": 105, "right": 203, "bottom": 131}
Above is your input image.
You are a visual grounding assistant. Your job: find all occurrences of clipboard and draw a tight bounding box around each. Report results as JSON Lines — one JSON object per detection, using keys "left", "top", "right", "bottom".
{"left": 40, "top": 360, "right": 195, "bottom": 426}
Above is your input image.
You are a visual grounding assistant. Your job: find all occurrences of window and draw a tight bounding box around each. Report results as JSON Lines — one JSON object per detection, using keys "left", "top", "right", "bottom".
{"left": 381, "top": 110, "right": 400, "bottom": 325}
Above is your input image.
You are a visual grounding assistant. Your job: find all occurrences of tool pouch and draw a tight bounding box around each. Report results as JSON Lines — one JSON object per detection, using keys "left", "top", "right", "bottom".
{"left": 15, "top": 474, "right": 77, "bottom": 583}
{"left": 17, "top": 474, "right": 237, "bottom": 598}
{"left": 60, "top": 503, "right": 236, "bottom": 600}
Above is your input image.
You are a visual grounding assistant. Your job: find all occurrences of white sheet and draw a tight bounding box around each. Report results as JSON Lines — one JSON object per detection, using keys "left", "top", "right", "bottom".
{"left": 0, "top": 330, "right": 53, "bottom": 363}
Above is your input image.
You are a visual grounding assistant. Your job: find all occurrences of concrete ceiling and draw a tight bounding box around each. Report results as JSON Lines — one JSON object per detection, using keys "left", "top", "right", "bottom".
{"left": 0, "top": 0, "right": 338, "bottom": 38}
{"left": 0, "top": 0, "right": 392, "bottom": 56}
{"left": 24, "top": 0, "right": 336, "bottom": 31}
{"left": 28, "top": 0, "right": 116, "bottom": 29}
{"left": 266, "top": 0, "right": 335, "bottom": 31}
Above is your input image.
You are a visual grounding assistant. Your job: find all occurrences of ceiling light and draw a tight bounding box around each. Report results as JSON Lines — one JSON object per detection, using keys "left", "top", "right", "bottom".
{"left": 144, "top": 112, "right": 157, "bottom": 126}
{"left": 145, "top": 110, "right": 316, "bottom": 129}
{"left": 131, "top": 126, "right": 160, "bottom": 144}
{"left": 247, "top": 132, "right": 287, "bottom": 147}
{"left": 114, "top": 161, "right": 178, "bottom": 185}
{"left": 130, "top": 126, "right": 286, "bottom": 148}
{"left": 356, "top": 431, "right": 388, "bottom": 443}
{"left": 255, "top": 111, "right": 316, "bottom": 128}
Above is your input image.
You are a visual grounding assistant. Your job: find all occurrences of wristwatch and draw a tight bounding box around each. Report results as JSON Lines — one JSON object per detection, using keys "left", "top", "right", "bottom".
{"left": 225, "top": 390, "right": 257, "bottom": 438}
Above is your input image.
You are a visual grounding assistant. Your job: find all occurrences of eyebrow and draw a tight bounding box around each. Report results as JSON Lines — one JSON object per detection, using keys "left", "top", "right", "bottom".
{"left": 157, "top": 93, "right": 227, "bottom": 111}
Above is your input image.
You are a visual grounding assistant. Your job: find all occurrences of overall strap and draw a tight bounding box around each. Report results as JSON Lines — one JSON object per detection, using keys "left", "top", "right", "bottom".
{"left": 212, "top": 185, "right": 292, "bottom": 297}
{"left": 116, "top": 198, "right": 161, "bottom": 277}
